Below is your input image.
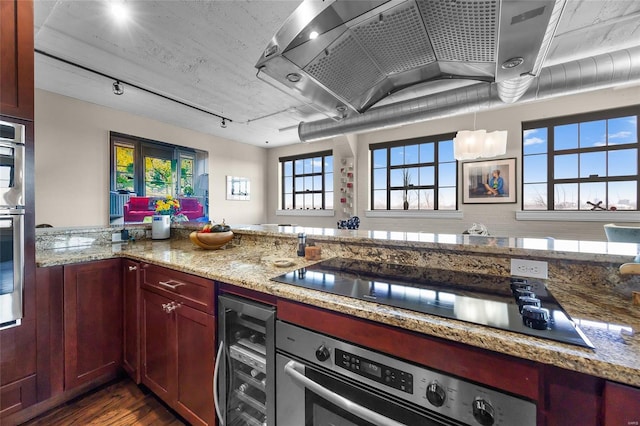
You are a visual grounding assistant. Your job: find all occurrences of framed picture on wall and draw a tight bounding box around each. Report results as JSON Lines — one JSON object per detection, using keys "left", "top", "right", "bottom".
{"left": 226, "top": 176, "right": 250, "bottom": 201}
{"left": 462, "top": 158, "right": 516, "bottom": 204}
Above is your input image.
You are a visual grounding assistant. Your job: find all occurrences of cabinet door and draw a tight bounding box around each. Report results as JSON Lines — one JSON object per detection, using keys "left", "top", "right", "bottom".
{"left": 175, "top": 304, "right": 215, "bottom": 426}
{"left": 0, "top": 0, "right": 34, "bottom": 120}
{"left": 141, "top": 289, "right": 174, "bottom": 402}
{"left": 63, "top": 259, "right": 123, "bottom": 390}
{"left": 604, "top": 381, "right": 640, "bottom": 426}
{"left": 123, "top": 259, "right": 140, "bottom": 383}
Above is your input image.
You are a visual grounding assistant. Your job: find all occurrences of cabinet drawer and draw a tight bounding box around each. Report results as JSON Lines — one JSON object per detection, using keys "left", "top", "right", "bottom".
{"left": 141, "top": 263, "right": 215, "bottom": 314}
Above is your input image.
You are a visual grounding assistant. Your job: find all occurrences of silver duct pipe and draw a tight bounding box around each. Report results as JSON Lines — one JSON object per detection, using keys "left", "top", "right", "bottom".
{"left": 298, "top": 46, "right": 640, "bottom": 142}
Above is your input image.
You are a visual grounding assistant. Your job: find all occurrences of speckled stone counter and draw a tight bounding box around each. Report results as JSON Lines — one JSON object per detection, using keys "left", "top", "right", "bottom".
{"left": 36, "top": 225, "right": 640, "bottom": 388}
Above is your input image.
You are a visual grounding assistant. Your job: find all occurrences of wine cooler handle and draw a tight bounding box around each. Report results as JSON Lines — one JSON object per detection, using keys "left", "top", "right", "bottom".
{"left": 213, "top": 341, "right": 225, "bottom": 425}
{"left": 284, "top": 360, "right": 406, "bottom": 426}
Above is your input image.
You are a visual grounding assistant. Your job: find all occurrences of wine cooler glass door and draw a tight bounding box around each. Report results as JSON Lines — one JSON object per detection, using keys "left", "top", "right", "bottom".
{"left": 217, "top": 295, "right": 275, "bottom": 426}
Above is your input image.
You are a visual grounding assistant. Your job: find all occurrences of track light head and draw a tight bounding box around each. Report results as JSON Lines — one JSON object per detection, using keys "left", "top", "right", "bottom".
{"left": 112, "top": 81, "right": 124, "bottom": 95}
{"left": 220, "top": 118, "right": 227, "bottom": 128}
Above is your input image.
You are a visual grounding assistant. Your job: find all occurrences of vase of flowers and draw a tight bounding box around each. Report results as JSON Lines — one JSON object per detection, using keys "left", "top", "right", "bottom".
{"left": 152, "top": 195, "right": 181, "bottom": 240}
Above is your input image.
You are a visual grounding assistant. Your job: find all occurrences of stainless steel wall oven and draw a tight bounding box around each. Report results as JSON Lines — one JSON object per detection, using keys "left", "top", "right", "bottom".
{"left": 0, "top": 119, "right": 25, "bottom": 329}
{"left": 0, "top": 208, "right": 24, "bottom": 328}
{"left": 276, "top": 321, "right": 536, "bottom": 426}
{"left": 0, "top": 120, "right": 26, "bottom": 207}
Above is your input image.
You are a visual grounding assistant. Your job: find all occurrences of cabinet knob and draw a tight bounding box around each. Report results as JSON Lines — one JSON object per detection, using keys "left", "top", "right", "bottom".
{"left": 162, "top": 301, "right": 182, "bottom": 314}
{"left": 128, "top": 265, "right": 138, "bottom": 271}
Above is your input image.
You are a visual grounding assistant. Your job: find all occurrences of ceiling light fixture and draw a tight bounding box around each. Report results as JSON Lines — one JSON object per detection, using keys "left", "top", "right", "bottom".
{"left": 35, "top": 49, "right": 233, "bottom": 126}
{"left": 109, "top": 1, "right": 130, "bottom": 24}
{"left": 453, "top": 113, "right": 507, "bottom": 161}
{"left": 309, "top": 31, "right": 319, "bottom": 40}
{"left": 221, "top": 118, "right": 227, "bottom": 128}
{"left": 501, "top": 57, "right": 524, "bottom": 69}
{"left": 112, "top": 80, "right": 124, "bottom": 95}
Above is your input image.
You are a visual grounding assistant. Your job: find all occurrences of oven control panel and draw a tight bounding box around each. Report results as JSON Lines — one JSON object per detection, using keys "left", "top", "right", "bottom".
{"left": 335, "top": 349, "right": 413, "bottom": 394}
{"left": 277, "top": 321, "right": 537, "bottom": 426}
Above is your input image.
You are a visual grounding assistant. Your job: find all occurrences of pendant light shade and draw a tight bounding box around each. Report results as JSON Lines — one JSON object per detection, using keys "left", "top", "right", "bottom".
{"left": 453, "top": 130, "right": 507, "bottom": 161}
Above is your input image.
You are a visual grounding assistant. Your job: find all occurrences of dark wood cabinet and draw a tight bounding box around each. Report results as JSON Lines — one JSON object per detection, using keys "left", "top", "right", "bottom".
{"left": 141, "top": 289, "right": 173, "bottom": 401}
{"left": 140, "top": 263, "right": 215, "bottom": 426}
{"left": 174, "top": 301, "right": 215, "bottom": 425}
{"left": 1, "top": 137, "right": 37, "bottom": 420}
{"left": 0, "top": 0, "right": 34, "bottom": 120}
{"left": 34, "top": 265, "right": 64, "bottom": 402}
{"left": 63, "top": 259, "right": 123, "bottom": 390}
{"left": 603, "top": 381, "right": 640, "bottom": 426}
{"left": 123, "top": 259, "right": 141, "bottom": 383}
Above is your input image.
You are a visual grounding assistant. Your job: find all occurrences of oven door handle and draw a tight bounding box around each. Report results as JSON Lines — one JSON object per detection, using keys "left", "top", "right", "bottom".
{"left": 284, "top": 360, "right": 407, "bottom": 426}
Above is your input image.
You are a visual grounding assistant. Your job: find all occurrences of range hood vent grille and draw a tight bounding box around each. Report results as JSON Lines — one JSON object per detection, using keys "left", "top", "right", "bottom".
{"left": 304, "top": 33, "right": 385, "bottom": 104}
{"left": 419, "top": 0, "right": 498, "bottom": 62}
{"left": 351, "top": 4, "right": 435, "bottom": 74}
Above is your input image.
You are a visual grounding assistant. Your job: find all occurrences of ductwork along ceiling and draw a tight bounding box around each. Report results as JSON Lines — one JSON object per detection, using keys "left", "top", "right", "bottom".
{"left": 256, "top": 0, "right": 640, "bottom": 142}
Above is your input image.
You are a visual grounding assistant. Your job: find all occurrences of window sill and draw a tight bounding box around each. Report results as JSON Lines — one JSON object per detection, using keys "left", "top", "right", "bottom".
{"left": 516, "top": 210, "right": 640, "bottom": 222}
{"left": 276, "top": 209, "right": 335, "bottom": 217}
{"left": 365, "top": 210, "right": 463, "bottom": 219}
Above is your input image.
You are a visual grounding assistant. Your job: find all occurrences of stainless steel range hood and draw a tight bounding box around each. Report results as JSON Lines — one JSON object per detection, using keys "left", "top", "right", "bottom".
{"left": 256, "top": 0, "right": 566, "bottom": 118}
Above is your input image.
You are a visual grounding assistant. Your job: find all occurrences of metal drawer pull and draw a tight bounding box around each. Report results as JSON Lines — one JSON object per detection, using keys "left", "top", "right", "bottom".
{"left": 128, "top": 265, "right": 137, "bottom": 271}
{"left": 284, "top": 360, "right": 406, "bottom": 426}
{"left": 157, "top": 280, "right": 186, "bottom": 290}
{"left": 161, "top": 301, "right": 182, "bottom": 313}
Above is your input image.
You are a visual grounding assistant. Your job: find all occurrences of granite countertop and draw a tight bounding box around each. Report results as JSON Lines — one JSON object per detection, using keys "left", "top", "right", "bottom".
{"left": 36, "top": 232, "right": 640, "bottom": 388}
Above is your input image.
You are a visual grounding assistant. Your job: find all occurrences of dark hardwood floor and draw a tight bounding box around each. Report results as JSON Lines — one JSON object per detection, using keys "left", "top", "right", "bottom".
{"left": 21, "top": 379, "right": 187, "bottom": 425}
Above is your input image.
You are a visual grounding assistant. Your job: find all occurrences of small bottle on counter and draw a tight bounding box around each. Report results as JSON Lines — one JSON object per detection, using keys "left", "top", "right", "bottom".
{"left": 297, "top": 232, "right": 306, "bottom": 256}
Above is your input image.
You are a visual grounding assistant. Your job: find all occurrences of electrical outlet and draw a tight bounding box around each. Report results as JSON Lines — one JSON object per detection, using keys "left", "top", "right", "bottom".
{"left": 111, "top": 232, "right": 122, "bottom": 243}
{"left": 510, "top": 259, "right": 548, "bottom": 279}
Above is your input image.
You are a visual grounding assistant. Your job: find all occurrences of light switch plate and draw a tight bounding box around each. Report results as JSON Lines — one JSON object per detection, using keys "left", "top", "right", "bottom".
{"left": 510, "top": 259, "right": 548, "bottom": 279}
{"left": 111, "top": 232, "right": 122, "bottom": 243}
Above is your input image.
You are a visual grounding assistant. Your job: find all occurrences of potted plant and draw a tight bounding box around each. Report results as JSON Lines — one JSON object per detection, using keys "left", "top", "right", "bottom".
{"left": 402, "top": 169, "right": 413, "bottom": 210}
{"left": 152, "top": 195, "right": 186, "bottom": 239}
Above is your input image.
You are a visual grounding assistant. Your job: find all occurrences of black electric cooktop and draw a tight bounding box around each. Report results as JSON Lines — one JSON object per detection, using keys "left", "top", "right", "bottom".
{"left": 271, "top": 258, "right": 594, "bottom": 349}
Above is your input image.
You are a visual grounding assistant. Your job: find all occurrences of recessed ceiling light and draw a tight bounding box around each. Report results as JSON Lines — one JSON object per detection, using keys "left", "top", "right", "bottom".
{"left": 309, "top": 31, "right": 319, "bottom": 40}
{"left": 286, "top": 73, "right": 301, "bottom": 83}
{"left": 501, "top": 57, "right": 524, "bottom": 69}
{"left": 109, "top": 1, "right": 130, "bottom": 24}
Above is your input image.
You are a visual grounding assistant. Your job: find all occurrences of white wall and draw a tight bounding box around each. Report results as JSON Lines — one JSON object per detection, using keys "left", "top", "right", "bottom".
{"left": 267, "top": 86, "right": 640, "bottom": 240}
{"left": 34, "top": 89, "right": 267, "bottom": 227}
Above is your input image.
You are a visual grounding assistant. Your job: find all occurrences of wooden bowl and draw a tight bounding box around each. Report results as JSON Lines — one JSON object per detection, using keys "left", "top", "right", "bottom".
{"left": 189, "top": 230, "right": 234, "bottom": 249}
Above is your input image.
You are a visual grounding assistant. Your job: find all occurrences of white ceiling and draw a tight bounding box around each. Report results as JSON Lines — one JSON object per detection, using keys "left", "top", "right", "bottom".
{"left": 33, "top": 0, "right": 640, "bottom": 148}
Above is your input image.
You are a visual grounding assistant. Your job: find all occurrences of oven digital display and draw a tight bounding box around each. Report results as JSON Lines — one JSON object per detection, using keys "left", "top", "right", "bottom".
{"left": 335, "top": 349, "right": 413, "bottom": 394}
{"left": 361, "top": 361, "right": 382, "bottom": 378}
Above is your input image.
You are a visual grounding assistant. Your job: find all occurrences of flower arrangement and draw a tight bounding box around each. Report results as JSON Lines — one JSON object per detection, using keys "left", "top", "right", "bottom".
{"left": 155, "top": 195, "right": 181, "bottom": 216}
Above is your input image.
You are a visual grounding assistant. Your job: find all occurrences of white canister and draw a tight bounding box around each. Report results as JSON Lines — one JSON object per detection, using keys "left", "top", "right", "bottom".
{"left": 152, "top": 215, "right": 171, "bottom": 240}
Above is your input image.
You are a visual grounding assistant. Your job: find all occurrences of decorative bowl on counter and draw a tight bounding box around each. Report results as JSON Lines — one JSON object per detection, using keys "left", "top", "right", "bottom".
{"left": 189, "top": 230, "right": 234, "bottom": 249}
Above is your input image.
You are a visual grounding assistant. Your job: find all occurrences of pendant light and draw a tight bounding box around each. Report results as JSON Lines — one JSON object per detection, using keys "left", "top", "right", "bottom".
{"left": 453, "top": 113, "right": 507, "bottom": 161}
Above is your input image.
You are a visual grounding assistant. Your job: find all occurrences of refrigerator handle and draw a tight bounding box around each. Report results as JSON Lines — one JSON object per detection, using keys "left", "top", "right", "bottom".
{"left": 213, "top": 340, "right": 225, "bottom": 425}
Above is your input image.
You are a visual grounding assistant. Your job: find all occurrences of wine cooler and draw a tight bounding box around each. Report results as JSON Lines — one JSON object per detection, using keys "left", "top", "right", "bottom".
{"left": 215, "top": 295, "right": 275, "bottom": 426}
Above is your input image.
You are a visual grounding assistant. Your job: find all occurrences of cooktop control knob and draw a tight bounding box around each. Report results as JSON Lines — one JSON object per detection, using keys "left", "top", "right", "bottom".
{"left": 426, "top": 381, "right": 446, "bottom": 407}
{"left": 472, "top": 397, "right": 495, "bottom": 426}
{"left": 521, "top": 305, "right": 550, "bottom": 330}
{"left": 315, "top": 345, "right": 330, "bottom": 362}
